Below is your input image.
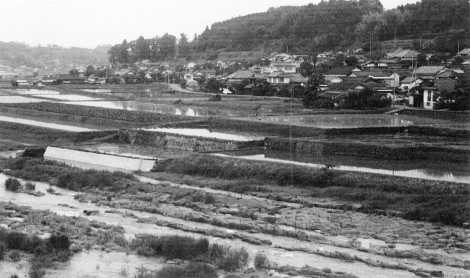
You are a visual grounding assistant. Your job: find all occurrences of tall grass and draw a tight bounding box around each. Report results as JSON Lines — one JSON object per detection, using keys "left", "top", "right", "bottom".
{"left": 4, "top": 157, "right": 136, "bottom": 191}
{"left": 131, "top": 235, "right": 249, "bottom": 271}
{"left": 153, "top": 154, "right": 470, "bottom": 226}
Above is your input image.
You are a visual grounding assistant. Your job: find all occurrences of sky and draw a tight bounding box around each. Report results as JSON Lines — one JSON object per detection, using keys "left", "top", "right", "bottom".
{"left": 0, "top": 0, "right": 419, "bottom": 49}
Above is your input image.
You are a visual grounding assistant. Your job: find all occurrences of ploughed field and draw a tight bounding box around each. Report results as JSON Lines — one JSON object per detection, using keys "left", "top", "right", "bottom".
{"left": 0, "top": 83, "right": 469, "bottom": 278}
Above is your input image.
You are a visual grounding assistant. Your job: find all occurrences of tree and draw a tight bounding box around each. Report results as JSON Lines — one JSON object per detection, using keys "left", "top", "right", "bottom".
{"left": 69, "top": 68, "right": 79, "bottom": 76}
{"left": 134, "top": 36, "right": 150, "bottom": 61}
{"left": 85, "top": 65, "right": 96, "bottom": 76}
{"left": 118, "top": 40, "right": 130, "bottom": 64}
{"left": 452, "top": 56, "right": 464, "bottom": 65}
{"left": 178, "top": 34, "right": 191, "bottom": 59}
{"left": 159, "top": 33, "right": 177, "bottom": 60}
{"left": 345, "top": 56, "right": 359, "bottom": 67}
{"left": 299, "top": 62, "right": 314, "bottom": 77}
{"left": 417, "top": 53, "right": 427, "bottom": 66}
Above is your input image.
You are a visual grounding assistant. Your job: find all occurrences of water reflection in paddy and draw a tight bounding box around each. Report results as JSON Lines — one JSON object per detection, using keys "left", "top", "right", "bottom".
{"left": 65, "top": 100, "right": 211, "bottom": 117}
{"left": 15, "top": 89, "right": 61, "bottom": 95}
{"left": 32, "top": 94, "right": 103, "bottom": 101}
{"left": 256, "top": 114, "right": 414, "bottom": 128}
{"left": 0, "top": 115, "right": 95, "bottom": 132}
{"left": 143, "top": 128, "right": 262, "bottom": 142}
{"left": 0, "top": 96, "right": 44, "bottom": 103}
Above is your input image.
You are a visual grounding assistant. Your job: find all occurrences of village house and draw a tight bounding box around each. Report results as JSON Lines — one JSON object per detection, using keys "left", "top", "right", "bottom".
{"left": 407, "top": 66, "right": 446, "bottom": 110}
{"left": 458, "top": 48, "right": 470, "bottom": 58}
{"left": 324, "top": 66, "right": 354, "bottom": 83}
{"left": 386, "top": 49, "right": 420, "bottom": 63}
{"left": 225, "top": 70, "right": 266, "bottom": 85}
{"left": 54, "top": 74, "right": 86, "bottom": 84}
{"left": 266, "top": 72, "right": 307, "bottom": 85}
{"left": 266, "top": 53, "right": 302, "bottom": 74}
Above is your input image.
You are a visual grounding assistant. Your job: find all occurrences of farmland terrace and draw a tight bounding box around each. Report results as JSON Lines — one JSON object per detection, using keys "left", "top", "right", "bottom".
{"left": 0, "top": 83, "right": 469, "bottom": 278}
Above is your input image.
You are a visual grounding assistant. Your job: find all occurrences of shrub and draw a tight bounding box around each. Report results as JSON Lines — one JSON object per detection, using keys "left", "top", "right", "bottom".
{"left": 48, "top": 234, "right": 70, "bottom": 251}
{"left": 25, "top": 182, "right": 36, "bottom": 191}
{"left": 208, "top": 244, "right": 249, "bottom": 271}
{"left": 6, "top": 232, "right": 27, "bottom": 249}
{"left": 133, "top": 235, "right": 209, "bottom": 260}
{"left": 254, "top": 252, "right": 269, "bottom": 269}
{"left": 9, "top": 250, "right": 21, "bottom": 262}
{"left": 0, "top": 242, "right": 5, "bottom": 260}
{"left": 156, "top": 263, "right": 217, "bottom": 278}
{"left": 5, "top": 178, "right": 21, "bottom": 192}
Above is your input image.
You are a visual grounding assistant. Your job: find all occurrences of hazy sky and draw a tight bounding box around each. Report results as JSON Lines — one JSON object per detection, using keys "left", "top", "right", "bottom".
{"left": 1, "top": 0, "right": 419, "bottom": 48}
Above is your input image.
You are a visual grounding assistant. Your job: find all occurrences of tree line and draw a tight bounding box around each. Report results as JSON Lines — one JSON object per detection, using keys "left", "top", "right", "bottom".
{"left": 108, "top": 33, "right": 191, "bottom": 64}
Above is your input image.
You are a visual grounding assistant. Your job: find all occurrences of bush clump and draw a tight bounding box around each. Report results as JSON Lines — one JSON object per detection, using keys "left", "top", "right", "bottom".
{"left": 5, "top": 178, "right": 21, "bottom": 192}
{"left": 133, "top": 235, "right": 209, "bottom": 260}
{"left": 208, "top": 244, "right": 249, "bottom": 272}
{"left": 254, "top": 252, "right": 270, "bottom": 269}
{"left": 132, "top": 235, "right": 249, "bottom": 271}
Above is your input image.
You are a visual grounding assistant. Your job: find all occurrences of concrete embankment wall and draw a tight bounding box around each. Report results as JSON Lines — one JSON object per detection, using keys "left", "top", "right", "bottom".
{"left": 117, "top": 130, "right": 263, "bottom": 152}
{"left": 265, "top": 137, "right": 470, "bottom": 163}
{"left": 44, "top": 146, "right": 155, "bottom": 172}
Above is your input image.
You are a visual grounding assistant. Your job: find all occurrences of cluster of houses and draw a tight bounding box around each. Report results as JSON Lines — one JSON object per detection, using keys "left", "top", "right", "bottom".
{"left": 221, "top": 49, "right": 470, "bottom": 110}
{"left": 7, "top": 47, "right": 470, "bottom": 110}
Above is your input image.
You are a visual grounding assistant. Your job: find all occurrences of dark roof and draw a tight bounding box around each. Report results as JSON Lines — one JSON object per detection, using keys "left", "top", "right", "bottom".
{"left": 415, "top": 66, "right": 445, "bottom": 76}
{"left": 319, "top": 90, "right": 348, "bottom": 99}
{"left": 436, "top": 69, "right": 455, "bottom": 78}
{"left": 325, "top": 66, "right": 354, "bottom": 76}
{"left": 54, "top": 74, "right": 85, "bottom": 80}
{"left": 226, "top": 70, "right": 265, "bottom": 80}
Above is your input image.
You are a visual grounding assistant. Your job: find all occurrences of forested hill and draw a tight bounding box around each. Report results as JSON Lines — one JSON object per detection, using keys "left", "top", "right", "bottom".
{"left": 107, "top": 0, "right": 470, "bottom": 64}
{"left": 193, "top": 0, "right": 383, "bottom": 53}
{"left": 0, "top": 42, "right": 109, "bottom": 75}
{"left": 193, "top": 0, "right": 469, "bottom": 54}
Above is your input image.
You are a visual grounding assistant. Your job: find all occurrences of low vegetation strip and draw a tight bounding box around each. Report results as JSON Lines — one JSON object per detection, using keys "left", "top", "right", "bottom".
{"left": 2, "top": 157, "right": 137, "bottom": 191}
{"left": 3, "top": 102, "right": 194, "bottom": 124}
{"left": 265, "top": 137, "right": 470, "bottom": 163}
{"left": 2, "top": 155, "right": 469, "bottom": 226}
{"left": 0, "top": 228, "right": 71, "bottom": 278}
{"left": 153, "top": 154, "right": 470, "bottom": 226}
{"left": 132, "top": 235, "right": 249, "bottom": 272}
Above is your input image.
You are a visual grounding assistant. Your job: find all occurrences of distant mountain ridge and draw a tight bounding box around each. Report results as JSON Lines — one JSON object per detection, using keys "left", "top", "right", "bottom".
{"left": 0, "top": 42, "right": 109, "bottom": 76}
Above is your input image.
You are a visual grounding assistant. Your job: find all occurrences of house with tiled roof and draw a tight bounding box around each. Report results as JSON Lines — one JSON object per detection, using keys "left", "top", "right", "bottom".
{"left": 266, "top": 72, "right": 307, "bottom": 85}
{"left": 458, "top": 48, "right": 470, "bottom": 57}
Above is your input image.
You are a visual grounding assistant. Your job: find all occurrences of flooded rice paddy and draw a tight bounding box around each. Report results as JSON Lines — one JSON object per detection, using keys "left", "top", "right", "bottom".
{"left": 0, "top": 115, "right": 95, "bottom": 132}
{"left": 143, "top": 128, "right": 263, "bottom": 141}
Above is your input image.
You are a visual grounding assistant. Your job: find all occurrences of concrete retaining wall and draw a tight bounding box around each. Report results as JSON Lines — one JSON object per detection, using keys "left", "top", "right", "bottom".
{"left": 117, "top": 130, "right": 263, "bottom": 152}
{"left": 44, "top": 146, "right": 155, "bottom": 172}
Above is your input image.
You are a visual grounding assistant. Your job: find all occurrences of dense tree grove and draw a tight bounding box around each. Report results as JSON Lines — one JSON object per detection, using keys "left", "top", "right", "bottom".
{"left": 108, "top": 0, "right": 469, "bottom": 64}
{"left": 108, "top": 34, "right": 181, "bottom": 63}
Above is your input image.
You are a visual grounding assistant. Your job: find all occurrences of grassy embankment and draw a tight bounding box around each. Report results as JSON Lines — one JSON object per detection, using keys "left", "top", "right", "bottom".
{"left": 152, "top": 154, "right": 470, "bottom": 227}
{"left": 2, "top": 155, "right": 469, "bottom": 226}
